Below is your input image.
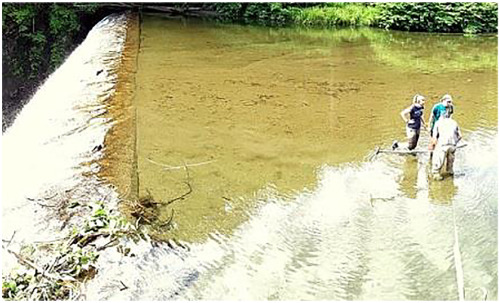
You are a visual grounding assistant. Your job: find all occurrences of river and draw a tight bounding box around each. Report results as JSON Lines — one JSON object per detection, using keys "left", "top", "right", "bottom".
{"left": 85, "top": 14, "right": 498, "bottom": 300}
{"left": 1, "top": 12, "right": 493, "bottom": 300}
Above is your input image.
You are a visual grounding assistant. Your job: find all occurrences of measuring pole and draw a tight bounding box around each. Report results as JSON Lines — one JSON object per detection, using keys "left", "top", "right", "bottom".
{"left": 452, "top": 203, "right": 465, "bottom": 301}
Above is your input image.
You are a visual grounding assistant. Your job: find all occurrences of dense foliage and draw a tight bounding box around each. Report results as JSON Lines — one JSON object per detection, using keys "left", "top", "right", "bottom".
{"left": 2, "top": 3, "right": 99, "bottom": 79}
{"left": 293, "top": 3, "right": 381, "bottom": 27}
{"left": 214, "top": 3, "right": 302, "bottom": 26}
{"left": 212, "top": 2, "right": 498, "bottom": 33}
{"left": 2, "top": 3, "right": 110, "bottom": 131}
{"left": 377, "top": 2, "right": 498, "bottom": 34}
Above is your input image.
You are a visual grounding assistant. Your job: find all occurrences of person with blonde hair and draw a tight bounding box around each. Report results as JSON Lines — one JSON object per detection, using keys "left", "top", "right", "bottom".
{"left": 392, "top": 94, "right": 427, "bottom": 150}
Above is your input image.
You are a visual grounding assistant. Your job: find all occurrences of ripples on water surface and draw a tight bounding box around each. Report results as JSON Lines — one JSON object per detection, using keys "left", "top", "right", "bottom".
{"left": 90, "top": 15, "right": 497, "bottom": 300}
{"left": 135, "top": 15, "right": 497, "bottom": 243}
{"left": 90, "top": 129, "right": 497, "bottom": 300}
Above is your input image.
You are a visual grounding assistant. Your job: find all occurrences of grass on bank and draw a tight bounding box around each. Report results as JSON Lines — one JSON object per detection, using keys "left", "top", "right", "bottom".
{"left": 213, "top": 2, "right": 497, "bottom": 34}
{"left": 293, "top": 3, "right": 382, "bottom": 27}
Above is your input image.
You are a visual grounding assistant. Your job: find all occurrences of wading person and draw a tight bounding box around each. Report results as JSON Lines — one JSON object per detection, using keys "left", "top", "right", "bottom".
{"left": 392, "top": 94, "right": 426, "bottom": 150}
{"left": 429, "top": 94, "right": 454, "bottom": 137}
{"left": 430, "top": 113, "right": 462, "bottom": 181}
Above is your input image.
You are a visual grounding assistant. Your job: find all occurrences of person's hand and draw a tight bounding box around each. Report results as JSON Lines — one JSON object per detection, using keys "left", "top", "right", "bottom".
{"left": 428, "top": 141, "right": 435, "bottom": 151}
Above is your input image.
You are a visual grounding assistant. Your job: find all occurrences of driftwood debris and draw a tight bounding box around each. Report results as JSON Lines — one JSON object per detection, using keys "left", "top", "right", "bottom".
{"left": 375, "top": 147, "right": 428, "bottom": 155}
{"left": 374, "top": 143, "right": 467, "bottom": 156}
{"left": 5, "top": 247, "right": 74, "bottom": 282}
{"left": 129, "top": 163, "right": 193, "bottom": 231}
{"left": 118, "top": 280, "right": 128, "bottom": 291}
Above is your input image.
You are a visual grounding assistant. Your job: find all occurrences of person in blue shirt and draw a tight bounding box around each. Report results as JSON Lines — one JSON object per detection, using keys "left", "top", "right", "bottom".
{"left": 392, "top": 94, "right": 427, "bottom": 150}
{"left": 428, "top": 94, "right": 454, "bottom": 137}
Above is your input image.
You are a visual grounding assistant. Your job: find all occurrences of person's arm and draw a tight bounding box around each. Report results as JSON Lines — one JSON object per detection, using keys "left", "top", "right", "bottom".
{"left": 456, "top": 125, "right": 462, "bottom": 143}
{"left": 433, "top": 122, "right": 440, "bottom": 140}
{"left": 400, "top": 106, "right": 412, "bottom": 123}
{"left": 428, "top": 104, "right": 437, "bottom": 127}
{"left": 429, "top": 120, "right": 439, "bottom": 150}
{"left": 420, "top": 116, "right": 427, "bottom": 130}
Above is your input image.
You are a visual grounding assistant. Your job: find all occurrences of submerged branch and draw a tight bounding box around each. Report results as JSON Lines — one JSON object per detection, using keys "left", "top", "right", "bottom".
{"left": 159, "top": 209, "right": 175, "bottom": 228}
{"left": 165, "top": 181, "right": 192, "bottom": 206}
{"left": 146, "top": 157, "right": 216, "bottom": 170}
{"left": 144, "top": 163, "right": 193, "bottom": 206}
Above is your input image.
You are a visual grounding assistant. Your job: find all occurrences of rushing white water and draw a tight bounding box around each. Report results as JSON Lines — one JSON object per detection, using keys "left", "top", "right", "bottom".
{"left": 2, "top": 14, "right": 128, "bottom": 273}
{"left": 87, "top": 129, "right": 497, "bottom": 301}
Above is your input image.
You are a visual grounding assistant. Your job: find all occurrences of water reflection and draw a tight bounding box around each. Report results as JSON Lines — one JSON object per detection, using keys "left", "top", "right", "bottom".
{"left": 134, "top": 15, "right": 496, "bottom": 244}
{"left": 399, "top": 156, "right": 419, "bottom": 199}
{"left": 91, "top": 16, "right": 497, "bottom": 300}
{"left": 263, "top": 26, "right": 498, "bottom": 73}
{"left": 367, "top": 30, "right": 497, "bottom": 73}
{"left": 87, "top": 126, "right": 497, "bottom": 300}
{"left": 428, "top": 177, "right": 458, "bottom": 206}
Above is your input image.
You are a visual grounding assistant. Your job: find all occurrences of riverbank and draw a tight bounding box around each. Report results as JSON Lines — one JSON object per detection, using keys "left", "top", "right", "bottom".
{"left": 213, "top": 2, "right": 498, "bottom": 33}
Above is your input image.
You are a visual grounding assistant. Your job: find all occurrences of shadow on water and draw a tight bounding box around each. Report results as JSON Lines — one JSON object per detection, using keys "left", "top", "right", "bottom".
{"left": 428, "top": 177, "right": 457, "bottom": 206}
{"left": 399, "top": 156, "right": 419, "bottom": 199}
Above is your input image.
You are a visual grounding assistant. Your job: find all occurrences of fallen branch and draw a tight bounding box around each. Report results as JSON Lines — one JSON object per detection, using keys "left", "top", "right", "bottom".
{"left": 27, "top": 192, "right": 58, "bottom": 202}
{"left": 374, "top": 143, "right": 468, "bottom": 156}
{"left": 165, "top": 182, "right": 192, "bottom": 206}
{"left": 33, "top": 237, "right": 70, "bottom": 244}
{"left": 5, "top": 247, "right": 74, "bottom": 282}
{"left": 2, "top": 231, "right": 16, "bottom": 247}
{"left": 119, "top": 280, "right": 128, "bottom": 291}
{"left": 74, "top": 231, "right": 109, "bottom": 247}
{"left": 146, "top": 164, "right": 193, "bottom": 206}
{"left": 97, "top": 238, "right": 119, "bottom": 252}
{"left": 34, "top": 200, "right": 60, "bottom": 208}
{"left": 158, "top": 209, "right": 175, "bottom": 228}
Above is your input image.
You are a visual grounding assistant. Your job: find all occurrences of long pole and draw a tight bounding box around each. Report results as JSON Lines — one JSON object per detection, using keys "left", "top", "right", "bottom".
{"left": 452, "top": 202, "right": 465, "bottom": 301}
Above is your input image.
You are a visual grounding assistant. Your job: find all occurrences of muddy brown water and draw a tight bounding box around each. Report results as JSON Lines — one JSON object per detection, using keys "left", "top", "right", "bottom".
{"left": 86, "top": 14, "right": 498, "bottom": 300}
{"left": 133, "top": 15, "right": 496, "bottom": 243}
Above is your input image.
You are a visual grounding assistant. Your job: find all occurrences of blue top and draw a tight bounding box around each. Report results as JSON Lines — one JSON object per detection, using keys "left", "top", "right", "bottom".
{"left": 407, "top": 104, "right": 424, "bottom": 130}
{"left": 431, "top": 103, "right": 454, "bottom": 129}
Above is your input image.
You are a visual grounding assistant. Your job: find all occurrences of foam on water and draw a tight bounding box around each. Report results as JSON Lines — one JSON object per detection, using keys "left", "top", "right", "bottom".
{"left": 2, "top": 13, "right": 128, "bottom": 273}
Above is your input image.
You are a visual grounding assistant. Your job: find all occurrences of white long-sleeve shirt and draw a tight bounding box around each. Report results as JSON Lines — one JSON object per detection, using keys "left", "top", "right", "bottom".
{"left": 432, "top": 118, "right": 462, "bottom": 146}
